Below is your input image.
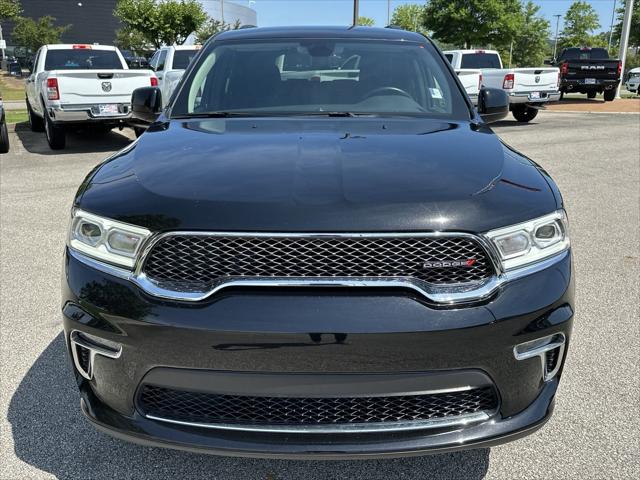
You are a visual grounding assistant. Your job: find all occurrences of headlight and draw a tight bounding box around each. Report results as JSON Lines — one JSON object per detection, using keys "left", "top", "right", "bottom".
{"left": 485, "top": 210, "right": 569, "bottom": 271}
{"left": 68, "top": 209, "right": 151, "bottom": 269}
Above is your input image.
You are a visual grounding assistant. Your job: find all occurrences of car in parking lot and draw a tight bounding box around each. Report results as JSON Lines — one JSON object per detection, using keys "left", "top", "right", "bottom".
{"left": 625, "top": 67, "right": 640, "bottom": 94}
{"left": 0, "top": 97, "right": 9, "bottom": 153}
{"left": 553, "top": 47, "right": 621, "bottom": 101}
{"left": 25, "top": 44, "right": 158, "bottom": 149}
{"left": 444, "top": 49, "right": 560, "bottom": 122}
{"left": 148, "top": 45, "right": 201, "bottom": 107}
{"left": 63, "top": 26, "right": 574, "bottom": 459}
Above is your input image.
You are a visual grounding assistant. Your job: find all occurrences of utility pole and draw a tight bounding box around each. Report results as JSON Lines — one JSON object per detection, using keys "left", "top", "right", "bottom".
{"left": 616, "top": 0, "right": 634, "bottom": 98}
{"left": 353, "top": 0, "right": 359, "bottom": 26}
{"left": 553, "top": 14, "right": 562, "bottom": 61}
{"left": 220, "top": 0, "right": 224, "bottom": 23}
{"left": 387, "top": 0, "right": 391, "bottom": 25}
{"left": 608, "top": 0, "right": 617, "bottom": 52}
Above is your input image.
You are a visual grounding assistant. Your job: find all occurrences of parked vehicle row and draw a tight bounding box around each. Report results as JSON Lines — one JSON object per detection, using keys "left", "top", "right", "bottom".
{"left": 625, "top": 67, "right": 640, "bottom": 94}
{"left": 25, "top": 44, "right": 158, "bottom": 149}
{"left": 445, "top": 49, "right": 561, "bottom": 122}
{"left": 550, "top": 47, "right": 621, "bottom": 101}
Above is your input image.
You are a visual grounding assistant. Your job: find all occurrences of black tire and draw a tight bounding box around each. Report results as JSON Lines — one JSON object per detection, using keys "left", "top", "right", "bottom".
{"left": 511, "top": 105, "right": 539, "bottom": 123}
{"left": 27, "top": 100, "right": 45, "bottom": 132}
{"left": 0, "top": 119, "right": 10, "bottom": 153}
{"left": 587, "top": 91, "right": 597, "bottom": 99}
{"left": 134, "top": 127, "right": 145, "bottom": 138}
{"left": 603, "top": 89, "right": 616, "bottom": 102}
{"left": 44, "top": 108, "right": 66, "bottom": 150}
{"left": 559, "top": 90, "right": 564, "bottom": 100}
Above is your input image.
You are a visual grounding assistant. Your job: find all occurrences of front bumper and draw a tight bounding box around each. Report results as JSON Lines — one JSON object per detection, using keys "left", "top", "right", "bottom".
{"left": 62, "top": 248, "right": 574, "bottom": 457}
{"left": 508, "top": 91, "right": 561, "bottom": 105}
{"left": 48, "top": 103, "right": 132, "bottom": 124}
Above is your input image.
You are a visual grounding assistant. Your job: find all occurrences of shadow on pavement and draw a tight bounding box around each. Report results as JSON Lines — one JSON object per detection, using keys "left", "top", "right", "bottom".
{"left": 14, "top": 122, "right": 133, "bottom": 155}
{"left": 8, "top": 334, "right": 491, "bottom": 480}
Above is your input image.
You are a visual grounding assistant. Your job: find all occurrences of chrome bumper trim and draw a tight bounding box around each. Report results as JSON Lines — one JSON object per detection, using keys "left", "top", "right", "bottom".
{"left": 144, "top": 410, "right": 493, "bottom": 434}
{"left": 514, "top": 332, "right": 566, "bottom": 382}
{"left": 508, "top": 92, "right": 561, "bottom": 104}
{"left": 69, "top": 330, "right": 122, "bottom": 380}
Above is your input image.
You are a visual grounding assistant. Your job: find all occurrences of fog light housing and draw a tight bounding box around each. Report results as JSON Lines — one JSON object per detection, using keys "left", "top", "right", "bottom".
{"left": 70, "top": 330, "right": 122, "bottom": 380}
{"left": 514, "top": 333, "right": 566, "bottom": 381}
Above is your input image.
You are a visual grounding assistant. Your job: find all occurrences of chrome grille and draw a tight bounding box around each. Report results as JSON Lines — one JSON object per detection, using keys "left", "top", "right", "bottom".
{"left": 139, "top": 384, "right": 498, "bottom": 426}
{"left": 142, "top": 234, "right": 495, "bottom": 291}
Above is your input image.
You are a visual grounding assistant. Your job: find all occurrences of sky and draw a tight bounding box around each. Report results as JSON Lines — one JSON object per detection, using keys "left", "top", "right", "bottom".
{"left": 241, "top": 0, "right": 620, "bottom": 34}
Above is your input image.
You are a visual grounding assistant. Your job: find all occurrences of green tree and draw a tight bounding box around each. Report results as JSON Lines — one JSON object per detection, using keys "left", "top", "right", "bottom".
{"left": 114, "top": 0, "right": 207, "bottom": 48}
{"left": 195, "top": 18, "right": 241, "bottom": 44}
{"left": 510, "top": 1, "right": 550, "bottom": 67}
{"left": 357, "top": 16, "right": 375, "bottom": 26}
{"left": 559, "top": 1, "right": 600, "bottom": 49}
{"left": 423, "top": 0, "right": 523, "bottom": 49}
{"left": 391, "top": 4, "right": 427, "bottom": 34}
{"left": 11, "top": 16, "right": 70, "bottom": 51}
{"left": 115, "top": 27, "right": 153, "bottom": 54}
{"left": 613, "top": 1, "right": 640, "bottom": 48}
{"left": 0, "top": 0, "right": 21, "bottom": 20}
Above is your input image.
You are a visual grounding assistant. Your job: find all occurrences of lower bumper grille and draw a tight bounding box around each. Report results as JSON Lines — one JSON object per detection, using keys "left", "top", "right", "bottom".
{"left": 138, "top": 385, "right": 499, "bottom": 429}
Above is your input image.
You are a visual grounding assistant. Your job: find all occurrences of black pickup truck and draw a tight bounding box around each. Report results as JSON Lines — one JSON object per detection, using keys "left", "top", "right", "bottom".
{"left": 554, "top": 47, "right": 621, "bottom": 101}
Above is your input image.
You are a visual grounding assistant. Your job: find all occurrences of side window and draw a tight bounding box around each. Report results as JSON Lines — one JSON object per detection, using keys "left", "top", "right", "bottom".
{"left": 156, "top": 50, "right": 168, "bottom": 71}
{"left": 149, "top": 51, "right": 160, "bottom": 70}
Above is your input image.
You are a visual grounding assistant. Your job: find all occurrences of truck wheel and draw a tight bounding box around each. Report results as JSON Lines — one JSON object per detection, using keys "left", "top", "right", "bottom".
{"left": 587, "top": 91, "right": 597, "bottom": 99}
{"left": 603, "top": 89, "right": 616, "bottom": 102}
{"left": 44, "top": 111, "right": 66, "bottom": 150}
{"left": 511, "top": 105, "right": 539, "bottom": 123}
{"left": 0, "top": 120, "right": 10, "bottom": 153}
{"left": 27, "top": 101, "right": 45, "bottom": 132}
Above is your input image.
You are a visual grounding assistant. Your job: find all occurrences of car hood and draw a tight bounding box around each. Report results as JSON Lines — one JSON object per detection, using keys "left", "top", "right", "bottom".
{"left": 78, "top": 118, "right": 558, "bottom": 233}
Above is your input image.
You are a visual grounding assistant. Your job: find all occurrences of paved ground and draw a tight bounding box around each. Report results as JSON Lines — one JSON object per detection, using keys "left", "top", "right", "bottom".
{"left": 546, "top": 94, "right": 640, "bottom": 113}
{"left": 1, "top": 113, "right": 639, "bottom": 480}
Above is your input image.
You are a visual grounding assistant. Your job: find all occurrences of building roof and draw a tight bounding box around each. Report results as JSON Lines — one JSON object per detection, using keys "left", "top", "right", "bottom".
{"left": 215, "top": 26, "right": 427, "bottom": 43}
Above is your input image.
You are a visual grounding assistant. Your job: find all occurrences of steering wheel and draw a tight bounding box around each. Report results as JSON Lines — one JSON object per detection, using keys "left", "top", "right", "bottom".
{"left": 362, "top": 86, "right": 413, "bottom": 100}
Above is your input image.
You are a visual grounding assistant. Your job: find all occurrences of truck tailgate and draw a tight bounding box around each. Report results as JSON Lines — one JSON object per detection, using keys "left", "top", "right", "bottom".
{"left": 51, "top": 70, "right": 154, "bottom": 104}
{"left": 513, "top": 68, "right": 558, "bottom": 91}
{"left": 564, "top": 59, "right": 619, "bottom": 81}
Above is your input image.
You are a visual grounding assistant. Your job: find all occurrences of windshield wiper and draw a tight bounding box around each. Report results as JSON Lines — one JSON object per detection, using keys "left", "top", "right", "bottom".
{"left": 172, "top": 111, "right": 271, "bottom": 119}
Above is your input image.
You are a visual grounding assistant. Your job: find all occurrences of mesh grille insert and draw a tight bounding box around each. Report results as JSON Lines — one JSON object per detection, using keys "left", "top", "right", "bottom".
{"left": 139, "top": 385, "right": 498, "bottom": 426}
{"left": 142, "top": 234, "right": 495, "bottom": 291}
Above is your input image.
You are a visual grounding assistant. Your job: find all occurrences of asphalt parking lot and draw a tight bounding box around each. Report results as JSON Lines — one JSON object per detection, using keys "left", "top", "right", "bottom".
{"left": 1, "top": 112, "right": 639, "bottom": 479}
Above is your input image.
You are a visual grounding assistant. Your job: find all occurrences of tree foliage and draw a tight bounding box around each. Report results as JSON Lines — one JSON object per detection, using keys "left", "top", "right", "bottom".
{"left": 195, "top": 18, "right": 241, "bottom": 45}
{"left": 391, "top": 4, "right": 427, "bottom": 35}
{"left": 11, "top": 16, "right": 70, "bottom": 51}
{"left": 613, "top": 0, "right": 640, "bottom": 48}
{"left": 423, "top": 0, "right": 523, "bottom": 49}
{"left": 114, "top": 0, "right": 207, "bottom": 48}
{"left": 115, "top": 27, "right": 153, "bottom": 54}
{"left": 559, "top": 1, "right": 600, "bottom": 49}
{"left": 357, "top": 16, "right": 375, "bottom": 27}
{"left": 510, "top": 1, "right": 550, "bottom": 67}
{"left": 0, "top": 0, "right": 21, "bottom": 20}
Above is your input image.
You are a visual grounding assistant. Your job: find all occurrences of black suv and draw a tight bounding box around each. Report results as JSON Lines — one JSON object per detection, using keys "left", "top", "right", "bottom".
{"left": 63, "top": 27, "right": 573, "bottom": 458}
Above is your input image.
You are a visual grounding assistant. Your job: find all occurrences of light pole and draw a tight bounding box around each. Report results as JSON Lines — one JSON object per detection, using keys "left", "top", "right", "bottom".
{"left": 353, "top": 0, "right": 359, "bottom": 26}
{"left": 616, "top": 0, "right": 635, "bottom": 98}
{"left": 552, "top": 14, "right": 562, "bottom": 61}
{"left": 220, "top": 0, "right": 224, "bottom": 23}
{"left": 387, "top": 0, "right": 391, "bottom": 25}
{"left": 608, "top": 0, "right": 617, "bottom": 52}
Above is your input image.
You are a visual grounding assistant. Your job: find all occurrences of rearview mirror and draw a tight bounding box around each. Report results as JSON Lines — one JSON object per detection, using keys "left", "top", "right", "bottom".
{"left": 131, "top": 87, "right": 162, "bottom": 127}
{"left": 477, "top": 87, "right": 509, "bottom": 124}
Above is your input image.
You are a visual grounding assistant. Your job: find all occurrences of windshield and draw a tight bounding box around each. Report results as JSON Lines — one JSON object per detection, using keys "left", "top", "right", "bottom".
{"left": 173, "top": 50, "right": 199, "bottom": 69}
{"left": 44, "top": 49, "right": 123, "bottom": 70}
{"left": 171, "top": 39, "right": 468, "bottom": 118}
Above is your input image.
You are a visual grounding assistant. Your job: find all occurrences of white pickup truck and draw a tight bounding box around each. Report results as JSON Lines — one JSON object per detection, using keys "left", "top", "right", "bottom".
{"left": 25, "top": 44, "right": 158, "bottom": 149}
{"left": 444, "top": 49, "right": 560, "bottom": 122}
{"left": 148, "top": 45, "right": 201, "bottom": 106}
{"left": 454, "top": 69, "right": 482, "bottom": 105}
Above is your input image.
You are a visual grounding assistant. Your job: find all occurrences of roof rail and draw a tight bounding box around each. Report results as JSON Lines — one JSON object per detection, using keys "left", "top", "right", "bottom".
{"left": 238, "top": 24, "right": 257, "bottom": 29}
{"left": 385, "top": 24, "right": 404, "bottom": 30}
